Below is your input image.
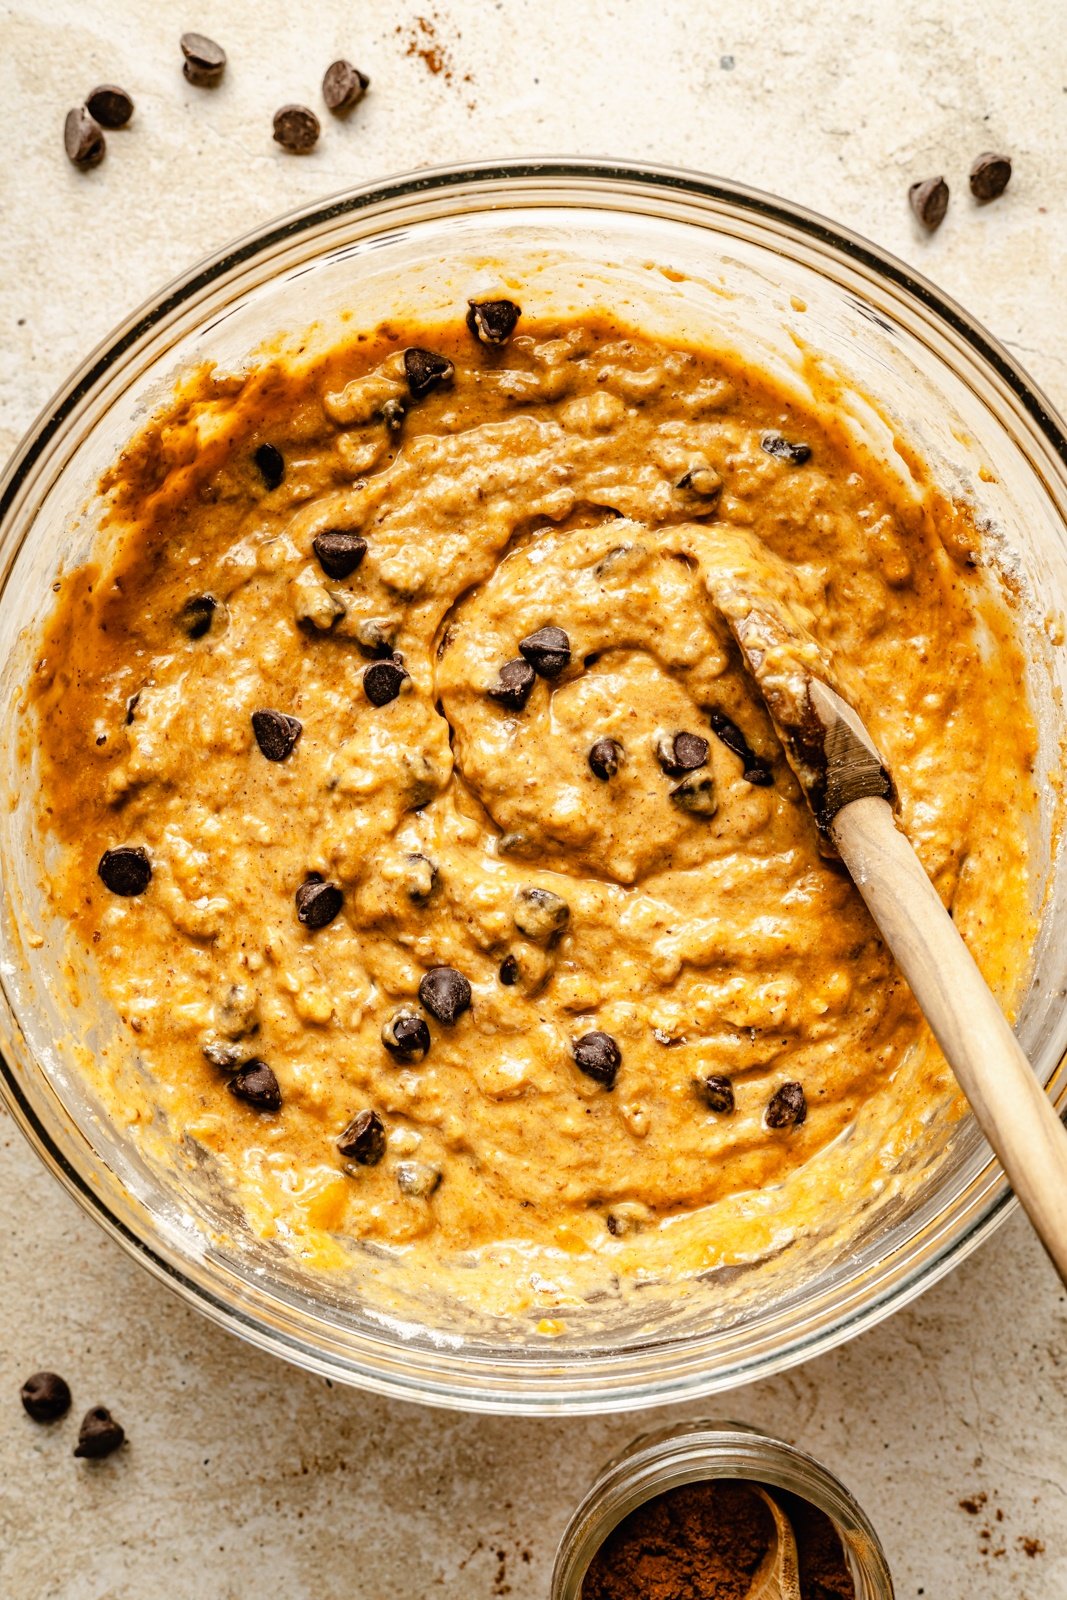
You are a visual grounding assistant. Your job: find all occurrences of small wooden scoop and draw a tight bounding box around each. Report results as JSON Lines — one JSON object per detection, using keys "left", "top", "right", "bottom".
{"left": 746, "top": 1487, "right": 802, "bottom": 1600}
{"left": 706, "top": 549, "right": 1067, "bottom": 1287}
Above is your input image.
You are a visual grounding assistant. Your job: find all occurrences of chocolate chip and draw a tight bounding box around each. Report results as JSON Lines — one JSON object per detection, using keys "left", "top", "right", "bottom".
{"left": 125, "top": 691, "right": 140, "bottom": 725}
{"left": 519, "top": 625, "right": 571, "bottom": 679}
{"left": 396, "top": 1160, "right": 441, "bottom": 1197}
{"left": 20, "top": 1372, "right": 71, "bottom": 1423}
{"left": 202, "top": 1039, "right": 243, "bottom": 1072}
{"left": 761, "top": 432, "right": 812, "bottom": 466}
{"left": 338, "top": 1108, "right": 386, "bottom": 1165}
{"left": 74, "top": 1406, "right": 125, "bottom": 1460}
{"left": 380, "top": 397, "right": 406, "bottom": 433}
{"left": 418, "top": 966, "right": 471, "bottom": 1025}
{"left": 228, "top": 1060, "right": 282, "bottom": 1111}
{"left": 381, "top": 1011, "right": 431, "bottom": 1063}
{"left": 313, "top": 528, "right": 367, "bottom": 579}
{"left": 403, "top": 348, "right": 454, "bottom": 399}
{"left": 363, "top": 659, "right": 408, "bottom": 705}
{"left": 588, "top": 737, "right": 624, "bottom": 780}
{"left": 98, "top": 846, "right": 151, "bottom": 897}
{"left": 273, "top": 104, "right": 320, "bottom": 153}
{"left": 499, "top": 953, "right": 520, "bottom": 985}
{"left": 404, "top": 853, "right": 438, "bottom": 902}
{"left": 573, "top": 1030, "right": 621, "bottom": 1088}
{"left": 180, "top": 31, "right": 226, "bottom": 87}
{"left": 513, "top": 886, "right": 570, "bottom": 941}
{"left": 676, "top": 465, "right": 722, "bottom": 498}
{"left": 488, "top": 658, "right": 536, "bottom": 712}
{"left": 970, "top": 152, "right": 1012, "bottom": 203}
{"left": 708, "top": 708, "right": 773, "bottom": 786}
{"left": 295, "top": 876, "right": 343, "bottom": 929}
{"left": 254, "top": 442, "right": 284, "bottom": 489}
{"left": 322, "top": 59, "right": 370, "bottom": 113}
{"left": 355, "top": 617, "right": 399, "bottom": 657}
{"left": 909, "top": 176, "right": 949, "bottom": 230}
{"left": 766, "top": 1081, "right": 807, "bottom": 1129}
{"left": 696, "top": 1073, "right": 735, "bottom": 1114}
{"left": 64, "top": 107, "right": 105, "bottom": 169}
{"left": 655, "top": 731, "right": 709, "bottom": 777}
{"left": 670, "top": 771, "right": 717, "bottom": 816}
{"left": 180, "top": 594, "right": 218, "bottom": 638}
{"left": 85, "top": 85, "right": 134, "bottom": 128}
{"left": 466, "top": 298, "right": 522, "bottom": 346}
{"left": 251, "top": 709, "right": 302, "bottom": 762}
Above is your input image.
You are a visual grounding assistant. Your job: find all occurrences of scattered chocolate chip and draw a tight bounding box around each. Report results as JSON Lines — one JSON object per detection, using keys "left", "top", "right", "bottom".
{"left": 708, "top": 709, "right": 773, "bottom": 785}
{"left": 74, "top": 1406, "right": 125, "bottom": 1460}
{"left": 404, "top": 853, "right": 438, "bottom": 902}
{"left": 381, "top": 1011, "right": 431, "bottom": 1063}
{"left": 338, "top": 1108, "right": 385, "bottom": 1165}
{"left": 20, "top": 1372, "right": 71, "bottom": 1423}
{"left": 273, "top": 104, "right": 320, "bottom": 153}
{"left": 403, "top": 348, "right": 454, "bottom": 400}
{"left": 499, "top": 953, "right": 520, "bottom": 985}
{"left": 251, "top": 709, "right": 302, "bottom": 762}
{"left": 766, "top": 1080, "right": 807, "bottom": 1129}
{"left": 363, "top": 659, "right": 408, "bottom": 706}
{"left": 254, "top": 442, "right": 284, "bottom": 489}
{"left": 295, "top": 875, "right": 343, "bottom": 929}
{"left": 202, "top": 1039, "right": 243, "bottom": 1072}
{"left": 355, "top": 617, "right": 398, "bottom": 656}
{"left": 573, "top": 1030, "right": 621, "bottom": 1088}
{"left": 488, "top": 657, "right": 536, "bottom": 712}
{"left": 180, "top": 31, "right": 226, "bottom": 87}
{"left": 696, "top": 1073, "right": 735, "bottom": 1114}
{"left": 313, "top": 528, "right": 367, "bottom": 579}
{"left": 180, "top": 594, "right": 218, "bottom": 639}
{"left": 970, "top": 152, "right": 1012, "bottom": 203}
{"left": 380, "top": 397, "right": 406, "bottom": 433}
{"left": 655, "top": 730, "right": 709, "bottom": 777}
{"left": 513, "top": 885, "right": 570, "bottom": 941}
{"left": 98, "top": 846, "right": 151, "bottom": 897}
{"left": 519, "top": 625, "right": 571, "bottom": 679}
{"left": 670, "top": 771, "right": 717, "bottom": 816}
{"left": 466, "top": 298, "right": 522, "bottom": 346}
{"left": 588, "top": 737, "right": 625, "bottom": 781}
{"left": 86, "top": 85, "right": 134, "bottom": 128}
{"left": 676, "top": 465, "right": 721, "bottom": 498}
{"left": 396, "top": 1160, "right": 441, "bottom": 1197}
{"left": 228, "top": 1059, "right": 282, "bottom": 1111}
{"left": 419, "top": 966, "right": 471, "bottom": 1025}
{"left": 909, "top": 175, "right": 949, "bottom": 231}
{"left": 761, "top": 432, "right": 812, "bottom": 466}
{"left": 216, "top": 982, "right": 259, "bottom": 1038}
{"left": 64, "top": 107, "right": 105, "bottom": 169}
{"left": 322, "top": 59, "right": 370, "bottom": 113}
{"left": 124, "top": 692, "right": 140, "bottom": 725}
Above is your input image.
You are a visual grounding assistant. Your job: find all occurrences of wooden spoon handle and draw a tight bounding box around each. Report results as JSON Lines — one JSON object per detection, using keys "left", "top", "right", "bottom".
{"left": 831, "top": 795, "right": 1067, "bottom": 1287}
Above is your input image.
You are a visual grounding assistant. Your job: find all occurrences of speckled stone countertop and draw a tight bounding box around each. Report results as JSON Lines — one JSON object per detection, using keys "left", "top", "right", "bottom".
{"left": 2, "top": 2, "right": 1066, "bottom": 1595}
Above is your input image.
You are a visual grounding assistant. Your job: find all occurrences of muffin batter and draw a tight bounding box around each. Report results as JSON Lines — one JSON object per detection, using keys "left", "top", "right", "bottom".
{"left": 24, "top": 305, "right": 1038, "bottom": 1317}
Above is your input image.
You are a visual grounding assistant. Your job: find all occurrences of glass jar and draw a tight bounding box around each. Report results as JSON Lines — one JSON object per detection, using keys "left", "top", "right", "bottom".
{"left": 552, "top": 1419, "right": 894, "bottom": 1598}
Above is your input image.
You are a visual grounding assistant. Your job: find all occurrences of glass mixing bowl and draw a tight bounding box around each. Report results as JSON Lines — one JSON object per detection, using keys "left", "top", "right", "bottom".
{"left": 2, "top": 160, "right": 1066, "bottom": 1415}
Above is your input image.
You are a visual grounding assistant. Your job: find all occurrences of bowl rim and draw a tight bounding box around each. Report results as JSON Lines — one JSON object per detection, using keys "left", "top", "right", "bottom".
{"left": 2, "top": 155, "right": 1065, "bottom": 1414}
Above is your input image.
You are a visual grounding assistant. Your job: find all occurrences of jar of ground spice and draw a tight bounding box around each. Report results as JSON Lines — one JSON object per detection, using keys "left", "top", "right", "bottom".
{"left": 551, "top": 1420, "right": 893, "bottom": 1600}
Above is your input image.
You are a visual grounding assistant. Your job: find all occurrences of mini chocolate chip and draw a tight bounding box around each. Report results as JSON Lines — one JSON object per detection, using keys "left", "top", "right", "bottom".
{"left": 676, "top": 465, "right": 722, "bottom": 498}
{"left": 355, "top": 618, "right": 399, "bottom": 657}
{"left": 970, "top": 151, "right": 1012, "bottom": 203}
{"left": 396, "top": 1160, "right": 441, "bottom": 1197}
{"left": 20, "top": 1372, "right": 71, "bottom": 1423}
{"left": 74, "top": 1406, "right": 125, "bottom": 1460}
{"left": 180, "top": 31, "right": 226, "bottom": 87}
{"left": 488, "top": 658, "right": 536, "bottom": 711}
{"left": 404, "top": 853, "right": 438, "bottom": 902}
{"left": 513, "top": 885, "right": 570, "bottom": 941}
{"left": 313, "top": 529, "right": 367, "bottom": 579}
{"left": 64, "top": 107, "right": 105, "bottom": 169}
{"left": 322, "top": 59, "right": 370, "bottom": 113}
{"left": 588, "top": 737, "right": 624, "bottom": 780}
{"left": 403, "top": 348, "right": 454, "bottom": 399}
{"left": 363, "top": 659, "right": 408, "bottom": 706}
{"left": 202, "top": 1039, "right": 243, "bottom": 1072}
{"left": 180, "top": 594, "right": 218, "bottom": 638}
{"left": 670, "top": 771, "right": 717, "bottom": 816}
{"left": 419, "top": 966, "right": 472, "bottom": 1025}
{"left": 744, "top": 764, "right": 774, "bottom": 787}
{"left": 254, "top": 442, "right": 284, "bottom": 489}
{"left": 124, "top": 692, "right": 140, "bottom": 725}
{"left": 86, "top": 85, "right": 134, "bottom": 128}
{"left": 766, "top": 1081, "right": 807, "bottom": 1129}
{"left": 273, "top": 104, "right": 320, "bottom": 153}
{"left": 696, "top": 1073, "right": 735, "bottom": 1114}
{"left": 338, "top": 1108, "right": 386, "bottom": 1165}
{"left": 909, "top": 176, "right": 949, "bottom": 230}
{"left": 251, "top": 709, "right": 302, "bottom": 762}
{"left": 381, "top": 1011, "right": 431, "bottom": 1063}
{"left": 295, "top": 876, "right": 343, "bottom": 929}
{"left": 519, "top": 625, "right": 571, "bottom": 679}
{"left": 573, "top": 1031, "right": 621, "bottom": 1088}
{"left": 761, "top": 432, "right": 812, "bottom": 466}
{"left": 708, "top": 708, "right": 773, "bottom": 785}
{"left": 228, "top": 1060, "right": 282, "bottom": 1111}
{"left": 499, "top": 953, "right": 520, "bottom": 985}
{"left": 380, "top": 397, "right": 406, "bottom": 433}
{"left": 466, "top": 298, "right": 522, "bottom": 346}
{"left": 655, "top": 731, "right": 709, "bottom": 777}
{"left": 98, "top": 846, "right": 151, "bottom": 897}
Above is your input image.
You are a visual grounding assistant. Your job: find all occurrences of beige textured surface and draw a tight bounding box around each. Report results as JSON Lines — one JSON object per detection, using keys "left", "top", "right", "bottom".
{"left": 2, "top": 2, "right": 1066, "bottom": 1595}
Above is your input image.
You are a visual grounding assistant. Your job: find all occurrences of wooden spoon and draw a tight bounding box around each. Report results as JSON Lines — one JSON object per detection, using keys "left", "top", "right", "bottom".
{"left": 746, "top": 1487, "right": 802, "bottom": 1600}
